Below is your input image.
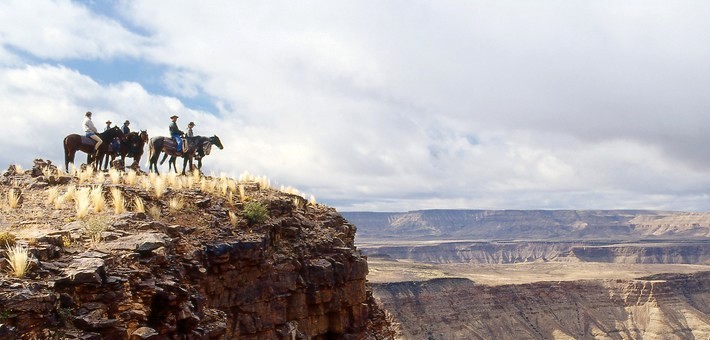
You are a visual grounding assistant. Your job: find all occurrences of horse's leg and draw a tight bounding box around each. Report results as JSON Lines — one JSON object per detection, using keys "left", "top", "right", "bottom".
{"left": 160, "top": 153, "right": 169, "bottom": 165}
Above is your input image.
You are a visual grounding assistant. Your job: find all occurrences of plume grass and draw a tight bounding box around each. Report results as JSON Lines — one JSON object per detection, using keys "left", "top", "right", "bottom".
{"left": 5, "top": 243, "right": 32, "bottom": 278}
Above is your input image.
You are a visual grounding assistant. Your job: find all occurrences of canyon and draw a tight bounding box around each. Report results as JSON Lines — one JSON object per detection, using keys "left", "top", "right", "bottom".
{"left": 345, "top": 210, "right": 710, "bottom": 339}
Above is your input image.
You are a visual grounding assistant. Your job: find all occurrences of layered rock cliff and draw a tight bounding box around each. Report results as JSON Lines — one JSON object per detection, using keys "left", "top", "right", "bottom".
{"left": 343, "top": 210, "right": 710, "bottom": 241}
{"left": 360, "top": 241, "right": 710, "bottom": 265}
{"left": 373, "top": 272, "right": 710, "bottom": 339}
{"left": 0, "top": 160, "right": 393, "bottom": 339}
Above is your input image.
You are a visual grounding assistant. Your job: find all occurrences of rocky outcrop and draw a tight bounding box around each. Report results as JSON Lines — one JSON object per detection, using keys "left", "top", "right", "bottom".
{"left": 373, "top": 272, "right": 710, "bottom": 339}
{"left": 0, "top": 163, "right": 389, "bottom": 339}
{"left": 343, "top": 210, "right": 710, "bottom": 241}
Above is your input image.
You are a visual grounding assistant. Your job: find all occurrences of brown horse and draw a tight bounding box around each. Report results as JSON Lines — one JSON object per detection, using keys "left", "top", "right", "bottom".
{"left": 101, "top": 130, "right": 149, "bottom": 170}
{"left": 63, "top": 126, "right": 124, "bottom": 172}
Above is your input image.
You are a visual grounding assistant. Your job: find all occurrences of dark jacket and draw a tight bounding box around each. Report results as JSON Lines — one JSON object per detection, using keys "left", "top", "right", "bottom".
{"left": 169, "top": 121, "right": 183, "bottom": 136}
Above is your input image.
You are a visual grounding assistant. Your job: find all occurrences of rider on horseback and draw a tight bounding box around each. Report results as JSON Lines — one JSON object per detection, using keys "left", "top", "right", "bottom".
{"left": 83, "top": 111, "right": 102, "bottom": 156}
{"left": 169, "top": 115, "right": 185, "bottom": 155}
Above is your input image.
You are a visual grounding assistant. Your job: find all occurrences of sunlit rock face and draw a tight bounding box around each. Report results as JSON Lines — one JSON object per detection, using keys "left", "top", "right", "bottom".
{"left": 374, "top": 272, "right": 710, "bottom": 339}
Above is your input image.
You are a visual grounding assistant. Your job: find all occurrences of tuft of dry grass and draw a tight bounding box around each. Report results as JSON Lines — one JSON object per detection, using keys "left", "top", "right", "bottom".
{"left": 147, "top": 205, "right": 161, "bottom": 220}
{"left": 7, "top": 188, "right": 21, "bottom": 209}
{"left": 228, "top": 211, "right": 238, "bottom": 227}
{"left": 108, "top": 168, "right": 122, "bottom": 184}
{"left": 153, "top": 175, "right": 167, "bottom": 199}
{"left": 77, "top": 167, "right": 94, "bottom": 184}
{"left": 75, "top": 187, "right": 92, "bottom": 219}
{"left": 309, "top": 195, "right": 317, "bottom": 206}
{"left": 110, "top": 187, "right": 126, "bottom": 214}
{"left": 133, "top": 197, "right": 145, "bottom": 213}
{"left": 5, "top": 243, "right": 33, "bottom": 278}
{"left": 90, "top": 186, "right": 105, "bottom": 213}
{"left": 168, "top": 197, "right": 184, "bottom": 214}
{"left": 125, "top": 170, "right": 139, "bottom": 186}
{"left": 238, "top": 184, "right": 246, "bottom": 202}
{"left": 46, "top": 187, "right": 60, "bottom": 207}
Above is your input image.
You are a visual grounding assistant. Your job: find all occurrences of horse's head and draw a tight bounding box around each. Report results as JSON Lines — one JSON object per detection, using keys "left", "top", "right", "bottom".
{"left": 139, "top": 130, "right": 149, "bottom": 143}
{"left": 210, "top": 135, "right": 224, "bottom": 150}
{"left": 102, "top": 126, "right": 124, "bottom": 140}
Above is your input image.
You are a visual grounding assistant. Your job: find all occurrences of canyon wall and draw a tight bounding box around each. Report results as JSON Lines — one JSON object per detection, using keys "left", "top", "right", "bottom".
{"left": 344, "top": 210, "right": 710, "bottom": 241}
{"left": 360, "top": 241, "right": 710, "bottom": 265}
{"left": 373, "top": 272, "right": 710, "bottom": 339}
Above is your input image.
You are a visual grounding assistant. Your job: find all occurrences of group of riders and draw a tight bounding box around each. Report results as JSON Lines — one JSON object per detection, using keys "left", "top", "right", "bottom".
{"left": 67, "top": 110, "right": 222, "bottom": 174}
{"left": 81, "top": 111, "right": 199, "bottom": 169}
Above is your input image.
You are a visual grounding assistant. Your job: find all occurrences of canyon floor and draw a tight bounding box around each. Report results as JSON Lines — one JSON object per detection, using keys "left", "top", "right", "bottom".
{"left": 365, "top": 256, "right": 709, "bottom": 285}
{"left": 359, "top": 240, "right": 710, "bottom": 285}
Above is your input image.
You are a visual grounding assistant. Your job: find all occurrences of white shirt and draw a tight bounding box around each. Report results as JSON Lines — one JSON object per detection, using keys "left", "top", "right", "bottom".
{"left": 83, "top": 117, "right": 98, "bottom": 134}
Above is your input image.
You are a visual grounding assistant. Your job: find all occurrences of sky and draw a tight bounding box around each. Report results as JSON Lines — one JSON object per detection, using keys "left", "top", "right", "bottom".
{"left": 0, "top": 0, "right": 709, "bottom": 212}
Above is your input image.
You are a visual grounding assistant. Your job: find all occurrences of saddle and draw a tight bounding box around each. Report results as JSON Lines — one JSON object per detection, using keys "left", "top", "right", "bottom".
{"left": 166, "top": 138, "right": 189, "bottom": 153}
{"left": 80, "top": 136, "right": 98, "bottom": 147}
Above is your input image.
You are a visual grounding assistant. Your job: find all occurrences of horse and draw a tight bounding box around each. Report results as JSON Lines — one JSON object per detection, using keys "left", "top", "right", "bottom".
{"left": 148, "top": 135, "right": 223, "bottom": 175}
{"left": 63, "top": 126, "right": 124, "bottom": 172}
{"left": 100, "top": 130, "right": 149, "bottom": 170}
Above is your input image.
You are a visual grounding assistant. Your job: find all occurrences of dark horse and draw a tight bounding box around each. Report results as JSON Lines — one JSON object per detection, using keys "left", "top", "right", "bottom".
{"left": 100, "top": 130, "right": 149, "bottom": 170}
{"left": 148, "top": 135, "right": 224, "bottom": 175}
{"left": 63, "top": 126, "right": 124, "bottom": 172}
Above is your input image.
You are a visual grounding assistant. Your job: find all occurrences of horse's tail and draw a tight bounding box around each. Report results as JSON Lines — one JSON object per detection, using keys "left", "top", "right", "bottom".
{"left": 63, "top": 137, "right": 70, "bottom": 171}
{"left": 148, "top": 137, "right": 155, "bottom": 161}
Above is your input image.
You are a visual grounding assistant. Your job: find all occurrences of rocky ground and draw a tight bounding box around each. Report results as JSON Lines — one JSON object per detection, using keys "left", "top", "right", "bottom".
{"left": 0, "top": 159, "right": 395, "bottom": 339}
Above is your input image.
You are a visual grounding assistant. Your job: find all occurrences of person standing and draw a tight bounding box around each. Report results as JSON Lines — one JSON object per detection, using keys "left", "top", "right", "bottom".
{"left": 169, "top": 115, "right": 184, "bottom": 154}
{"left": 83, "top": 112, "right": 102, "bottom": 155}
{"left": 186, "top": 122, "right": 196, "bottom": 137}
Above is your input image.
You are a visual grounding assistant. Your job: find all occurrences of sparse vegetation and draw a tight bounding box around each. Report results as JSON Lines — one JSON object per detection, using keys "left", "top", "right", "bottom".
{"left": 46, "top": 187, "right": 60, "bottom": 207}
{"left": 5, "top": 243, "right": 32, "bottom": 278}
{"left": 244, "top": 201, "right": 268, "bottom": 226}
{"left": 83, "top": 216, "right": 107, "bottom": 245}
{"left": 228, "top": 211, "right": 238, "bottom": 227}
{"left": 133, "top": 197, "right": 145, "bottom": 213}
{"left": 147, "top": 205, "right": 161, "bottom": 220}
{"left": 110, "top": 187, "right": 126, "bottom": 214}
{"left": 90, "top": 186, "right": 105, "bottom": 213}
{"left": 108, "top": 168, "right": 121, "bottom": 184}
{"left": 125, "top": 170, "right": 139, "bottom": 186}
{"left": 74, "top": 187, "right": 91, "bottom": 219}
{"left": 0, "top": 232, "right": 16, "bottom": 247}
{"left": 7, "top": 188, "right": 21, "bottom": 209}
{"left": 168, "top": 197, "right": 185, "bottom": 214}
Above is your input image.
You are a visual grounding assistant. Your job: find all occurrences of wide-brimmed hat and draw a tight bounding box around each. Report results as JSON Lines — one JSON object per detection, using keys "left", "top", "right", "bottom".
{"left": 124, "top": 120, "right": 130, "bottom": 124}
{"left": 85, "top": 111, "right": 92, "bottom": 116}
{"left": 170, "top": 115, "right": 179, "bottom": 119}
{"left": 188, "top": 122, "right": 195, "bottom": 127}
{"left": 106, "top": 120, "right": 112, "bottom": 124}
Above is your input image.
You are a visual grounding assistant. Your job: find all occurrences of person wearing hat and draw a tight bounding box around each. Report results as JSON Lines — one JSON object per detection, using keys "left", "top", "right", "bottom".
{"left": 83, "top": 111, "right": 102, "bottom": 155}
{"left": 186, "top": 121, "right": 196, "bottom": 137}
{"left": 104, "top": 120, "right": 112, "bottom": 131}
{"left": 169, "top": 115, "right": 185, "bottom": 154}
{"left": 121, "top": 120, "right": 131, "bottom": 135}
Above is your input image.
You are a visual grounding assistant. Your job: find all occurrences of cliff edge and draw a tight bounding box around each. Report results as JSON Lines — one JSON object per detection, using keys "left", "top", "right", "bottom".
{"left": 0, "top": 160, "right": 393, "bottom": 339}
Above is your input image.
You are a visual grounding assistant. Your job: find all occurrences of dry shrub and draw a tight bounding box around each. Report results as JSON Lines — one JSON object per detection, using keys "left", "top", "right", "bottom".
{"left": 90, "top": 186, "right": 105, "bottom": 213}
{"left": 46, "top": 187, "right": 60, "bottom": 207}
{"left": 7, "top": 189, "right": 21, "bottom": 209}
{"left": 147, "top": 205, "right": 161, "bottom": 220}
{"left": 228, "top": 211, "right": 238, "bottom": 227}
{"left": 75, "top": 187, "right": 91, "bottom": 219}
{"left": 5, "top": 243, "right": 33, "bottom": 278}
{"left": 133, "top": 197, "right": 145, "bottom": 213}
{"left": 110, "top": 187, "right": 126, "bottom": 214}
{"left": 168, "top": 197, "right": 184, "bottom": 214}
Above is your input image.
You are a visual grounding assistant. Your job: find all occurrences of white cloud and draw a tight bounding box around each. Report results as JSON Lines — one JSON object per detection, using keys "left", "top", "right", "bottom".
{"left": 0, "top": 1, "right": 708, "bottom": 212}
